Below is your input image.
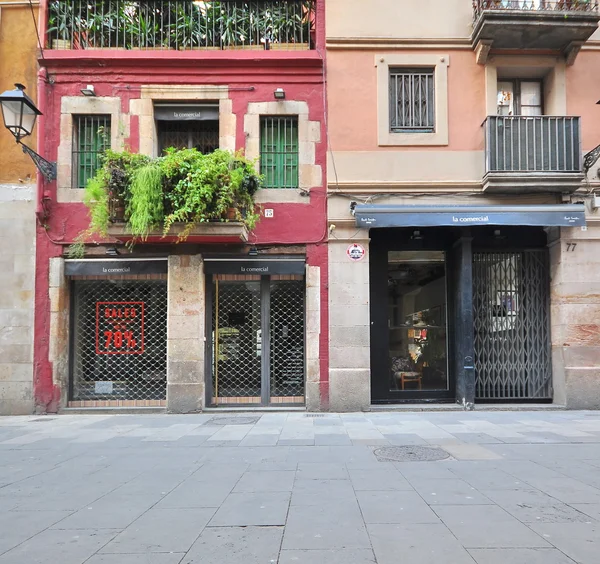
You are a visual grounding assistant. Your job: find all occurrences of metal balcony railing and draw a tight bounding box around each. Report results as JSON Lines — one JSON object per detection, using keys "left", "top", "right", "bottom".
{"left": 484, "top": 116, "right": 582, "bottom": 173}
{"left": 473, "top": 0, "right": 599, "bottom": 20}
{"left": 47, "top": 0, "right": 315, "bottom": 51}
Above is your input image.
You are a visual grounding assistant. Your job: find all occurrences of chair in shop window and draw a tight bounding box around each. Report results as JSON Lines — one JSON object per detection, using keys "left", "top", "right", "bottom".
{"left": 391, "top": 356, "right": 422, "bottom": 391}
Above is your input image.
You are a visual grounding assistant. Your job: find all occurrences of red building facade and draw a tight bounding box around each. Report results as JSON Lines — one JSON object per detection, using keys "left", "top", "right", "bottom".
{"left": 34, "top": 0, "right": 328, "bottom": 413}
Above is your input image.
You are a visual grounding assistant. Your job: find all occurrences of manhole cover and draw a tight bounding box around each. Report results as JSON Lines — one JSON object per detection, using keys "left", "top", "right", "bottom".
{"left": 373, "top": 446, "right": 450, "bottom": 462}
{"left": 207, "top": 416, "right": 260, "bottom": 426}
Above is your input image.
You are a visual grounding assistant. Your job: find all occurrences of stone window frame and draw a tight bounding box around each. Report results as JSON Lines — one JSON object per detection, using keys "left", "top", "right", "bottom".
{"left": 56, "top": 97, "right": 125, "bottom": 203}
{"left": 376, "top": 53, "right": 449, "bottom": 147}
{"left": 131, "top": 85, "right": 235, "bottom": 157}
{"left": 245, "top": 100, "right": 321, "bottom": 204}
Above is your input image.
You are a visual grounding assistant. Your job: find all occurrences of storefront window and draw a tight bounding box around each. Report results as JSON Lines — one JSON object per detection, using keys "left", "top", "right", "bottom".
{"left": 388, "top": 251, "right": 448, "bottom": 393}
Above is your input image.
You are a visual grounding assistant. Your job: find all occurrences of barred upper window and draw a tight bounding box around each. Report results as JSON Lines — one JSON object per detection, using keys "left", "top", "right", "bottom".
{"left": 260, "top": 116, "right": 299, "bottom": 189}
{"left": 389, "top": 68, "right": 435, "bottom": 133}
{"left": 72, "top": 115, "right": 111, "bottom": 189}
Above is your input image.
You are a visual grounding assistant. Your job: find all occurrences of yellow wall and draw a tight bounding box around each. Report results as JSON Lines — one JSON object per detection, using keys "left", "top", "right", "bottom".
{"left": 0, "top": 1, "right": 39, "bottom": 183}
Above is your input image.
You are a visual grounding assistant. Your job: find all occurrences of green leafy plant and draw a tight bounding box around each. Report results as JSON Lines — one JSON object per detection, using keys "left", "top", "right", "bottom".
{"left": 127, "top": 164, "right": 164, "bottom": 240}
{"left": 72, "top": 146, "right": 261, "bottom": 255}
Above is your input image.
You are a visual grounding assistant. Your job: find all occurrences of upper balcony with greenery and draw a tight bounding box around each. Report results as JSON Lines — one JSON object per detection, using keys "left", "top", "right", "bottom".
{"left": 47, "top": 0, "right": 316, "bottom": 52}
{"left": 472, "top": 1, "right": 600, "bottom": 62}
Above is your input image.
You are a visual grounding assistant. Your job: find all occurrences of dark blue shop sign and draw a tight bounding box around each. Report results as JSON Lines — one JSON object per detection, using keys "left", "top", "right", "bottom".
{"left": 65, "top": 259, "right": 168, "bottom": 276}
{"left": 204, "top": 257, "right": 306, "bottom": 275}
{"left": 354, "top": 204, "right": 586, "bottom": 228}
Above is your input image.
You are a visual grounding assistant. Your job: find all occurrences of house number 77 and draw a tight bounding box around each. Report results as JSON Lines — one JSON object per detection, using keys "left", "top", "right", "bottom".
{"left": 566, "top": 243, "right": 577, "bottom": 252}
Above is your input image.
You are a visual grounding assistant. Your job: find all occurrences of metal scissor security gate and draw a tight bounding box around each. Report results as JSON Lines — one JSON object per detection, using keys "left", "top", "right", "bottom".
{"left": 473, "top": 251, "right": 551, "bottom": 401}
{"left": 71, "top": 280, "right": 167, "bottom": 401}
{"left": 210, "top": 275, "right": 305, "bottom": 406}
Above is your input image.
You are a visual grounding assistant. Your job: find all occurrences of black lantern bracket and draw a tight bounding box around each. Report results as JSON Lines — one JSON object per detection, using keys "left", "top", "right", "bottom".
{"left": 19, "top": 142, "right": 57, "bottom": 182}
{"left": 0, "top": 84, "right": 57, "bottom": 183}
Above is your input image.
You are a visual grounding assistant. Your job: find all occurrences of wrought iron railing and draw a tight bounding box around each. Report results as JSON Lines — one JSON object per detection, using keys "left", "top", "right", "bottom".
{"left": 484, "top": 116, "right": 582, "bottom": 173}
{"left": 473, "top": 0, "right": 599, "bottom": 20}
{"left": 47, "top": 0, "right": 315, "bottom": 50}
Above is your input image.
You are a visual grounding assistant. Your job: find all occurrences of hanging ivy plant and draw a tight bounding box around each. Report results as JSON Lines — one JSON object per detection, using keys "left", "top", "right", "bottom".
{"left": 70, "top": 147, "right": 262, "bottom": 256}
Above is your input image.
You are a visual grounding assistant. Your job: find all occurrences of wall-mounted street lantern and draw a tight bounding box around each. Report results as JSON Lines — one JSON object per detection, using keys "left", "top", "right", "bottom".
{"left": 0, "top": 84, "right": 56, "bottom": 182}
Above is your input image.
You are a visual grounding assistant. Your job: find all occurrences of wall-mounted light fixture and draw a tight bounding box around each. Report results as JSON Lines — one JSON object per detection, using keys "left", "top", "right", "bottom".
{"left": 105, "top": 247, "right": 121, "bottom": 256}
{"left": 248, "top": 246, "right": 259, "bottom": 257}
{"left": 80, "top": 84, "right": 96, "bottom": 97}
{"left": 273, "top": 88, "right": 286, "bottom": 100}
{"left": 0, "top": 84, "right": 56, "bottom": 182}
{"left": 411, "top": 230, "right": 424, "bottom": 241}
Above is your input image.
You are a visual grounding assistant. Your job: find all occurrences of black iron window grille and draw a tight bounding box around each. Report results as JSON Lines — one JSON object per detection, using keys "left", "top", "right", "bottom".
{"left": 158, "top": 120, "right": 219, "bottom": 154}
{"left": 389, "top": 68, "right": 435, "bottom": 133}
{"left": 72, "top": 115, "right": 111, "bottom": 189}
{"left": 260, "top": 116, "right": 299, "bottom": 189}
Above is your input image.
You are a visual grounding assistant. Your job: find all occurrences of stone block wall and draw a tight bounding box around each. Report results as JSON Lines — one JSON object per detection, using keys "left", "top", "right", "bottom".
{"left": 0, "top": 185, "right": 36, "bottom": 415}
{"left": 328, "top": 228, "right": 371, "bottom": 412}
{"left": 551, "top": 224, "right": 600, "bottom": 409}
{"left": 167, "top": 255, "right": 205, "bottom": 413}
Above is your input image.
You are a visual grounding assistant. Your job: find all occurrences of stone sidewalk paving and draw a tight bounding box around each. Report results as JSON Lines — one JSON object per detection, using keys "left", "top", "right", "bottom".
{"left": 1, "top": 410, "right": 600, "bottom": 563}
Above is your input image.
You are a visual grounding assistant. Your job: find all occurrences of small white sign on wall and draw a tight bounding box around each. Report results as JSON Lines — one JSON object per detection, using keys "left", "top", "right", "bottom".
{"left": 347, "top": 243, "right": 366, "bottom": 262}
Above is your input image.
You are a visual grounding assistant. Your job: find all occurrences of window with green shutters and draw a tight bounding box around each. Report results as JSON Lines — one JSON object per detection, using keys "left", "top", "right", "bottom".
{"left": 260, "top": 116, "right": 298, "bottom": 189}
{"left": 72, "top": 115, "right": 111, "bottom": 189}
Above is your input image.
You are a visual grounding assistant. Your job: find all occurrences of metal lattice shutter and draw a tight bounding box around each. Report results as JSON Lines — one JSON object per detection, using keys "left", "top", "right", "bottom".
{"left": 212, "top": 277, "right": 262, "bottom": 404}
{"left": 71, "top": 279, "right": 167, "bottom": 401}
{"left": 270, "top": 279, "right": 305, "bottom": 400}
{"left": 473, "top": 250, "right": 551, "bottom": 401}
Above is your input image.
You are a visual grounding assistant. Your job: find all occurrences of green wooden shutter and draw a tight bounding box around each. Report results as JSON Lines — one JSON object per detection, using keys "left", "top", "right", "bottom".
{"left": 75, "top": 116, "right": 111, "bottom": 188}
{"left": 260, "top": 117, "right": 298, "bottom": 189}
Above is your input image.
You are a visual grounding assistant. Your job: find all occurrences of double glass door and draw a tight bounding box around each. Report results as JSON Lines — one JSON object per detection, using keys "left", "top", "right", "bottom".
{"left": 207, "top": 275, "right": 305, "bottom": 406}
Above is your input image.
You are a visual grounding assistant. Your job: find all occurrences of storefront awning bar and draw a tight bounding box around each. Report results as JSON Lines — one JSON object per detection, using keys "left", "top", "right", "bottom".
{"left": 354, "top": 204, "right": 586, "bottom": 228}
{"left": 65, "top": 258, "right": 168, "bottom": 276}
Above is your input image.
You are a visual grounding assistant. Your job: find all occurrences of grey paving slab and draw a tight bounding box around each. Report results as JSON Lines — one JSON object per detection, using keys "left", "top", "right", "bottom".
{"left": 483, "top": 489, "right": 595, "bottom": 523}
{"left": 100, "top": 507, "right": 215, "bottom": 553}
{"left": 570, "top": 503, "right": 600, "bottom": 521}
{"left": 0, "top": 509, "right": 73, "bottom": 555}
{"left": 0, "top": 528, "right": 120, "bottom": 564}
{"left": 182, "top": 526, "right": 283, "bottom": 564}
{"left": 433, "top": 505, "right": 551, "bottom": 548}
{"left": 278, "top": 549, "right": 377, "bottom": 563}
{"left": 394, "top": 461, "right": 460, "bottom": 480}
{"left": 468, "top": 548, "right": 578, "bottom": 564}
{"left": 368, "top": 523, "right": 477, "bottom": 564}
{"left": 314, "top": 434, "right": 353, "bottom": 446}
{"left": 523, "top": 477, "right": 600, "bottom": 504}
{"left": 86, "top": 554, "right": 185, "bottom": 564}
{"left": 410, "top": 478, "right": 492, "bottom": 505}
{"left": 291, "top": 478, "right": 356, "bottom": 506}
{"left": 50, "top": 495, "right": 156, "bottom": 530}
{"left": 208, "top": 492, "right": 291, "bottom": 526}
{"left": 282, "top": 500, "right": 371, "bottom": 550}
{"left": 233, "top": 470, "right": 295, "bottom": 492}
{"left": 348, "top": 467, "right": 413, "bottom": 491}
{"left": 356, "top": 490, "right": 441, "bottom": 524}
{"left": 155, "top": 479, "right": 234, "bottom": 508}
{"left": 528, "top": 522, "right": 600, "bottom": 564}
{"left": 296, "top": 463, "right": 348, "bottom": 480}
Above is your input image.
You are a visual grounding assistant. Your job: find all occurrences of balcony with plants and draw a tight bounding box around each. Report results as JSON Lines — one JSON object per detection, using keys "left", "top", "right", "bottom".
{"left": 472, "top": 0, "right": 600, "bottom": 63}
{"left": 69, "top": 147, "right": 262, "bottom": 257}
{"left": 47, "top": 0, "right": 316, "bottom": 53}
{"left": 482, "top": 115, "right": 584, "bottom": 193}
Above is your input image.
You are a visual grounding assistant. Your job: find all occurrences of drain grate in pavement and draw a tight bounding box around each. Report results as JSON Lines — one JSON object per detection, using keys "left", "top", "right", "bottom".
{"left": 373, "top": 446, "right": 450, "bottom": 462}
{"left": 207, "top": 416, "right": 261, "bottom": 426}
{"left": 305, "top": 414, "right": 325, "bottom": 418}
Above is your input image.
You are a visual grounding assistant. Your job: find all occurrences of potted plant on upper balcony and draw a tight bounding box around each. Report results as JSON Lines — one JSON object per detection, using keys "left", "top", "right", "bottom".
{"left": 47, "top": 1, "right": 75, "bottom": 49}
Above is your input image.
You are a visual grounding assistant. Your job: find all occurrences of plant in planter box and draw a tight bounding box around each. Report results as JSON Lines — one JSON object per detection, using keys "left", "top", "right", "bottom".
{"left": 161, "top": 148, "right": 261, "bottom": 239}
{"left": 127, "top": 163, "right": 164, "bottom": 240}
